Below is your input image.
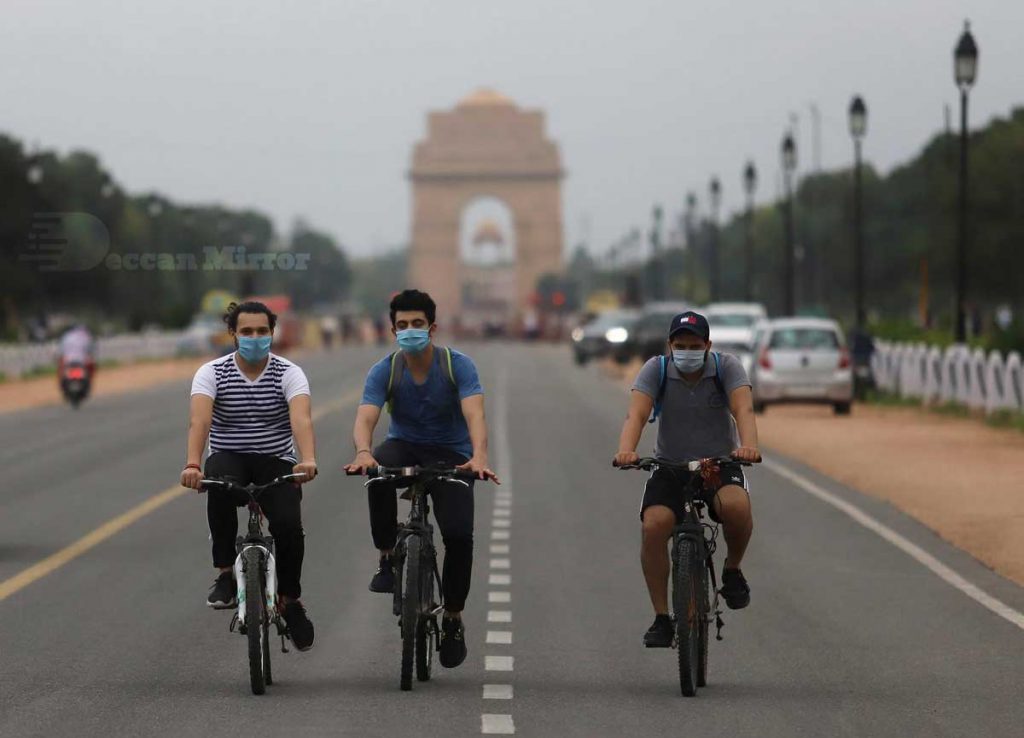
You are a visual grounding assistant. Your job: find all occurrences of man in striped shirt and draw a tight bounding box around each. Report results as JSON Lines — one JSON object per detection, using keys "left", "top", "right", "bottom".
{"left": 180, "top": 301, "right": 318, "bottom": 651}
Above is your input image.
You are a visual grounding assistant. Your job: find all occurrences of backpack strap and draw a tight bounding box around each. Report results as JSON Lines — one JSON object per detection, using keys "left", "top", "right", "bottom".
{"left": 648, "top": 355, "right": 668, "bottom": 424}
{"left": 384, "top": 346, "right": 458, "bottom": 416}
{"left": 711, "top": 351, "right": 727, "bottom": 400}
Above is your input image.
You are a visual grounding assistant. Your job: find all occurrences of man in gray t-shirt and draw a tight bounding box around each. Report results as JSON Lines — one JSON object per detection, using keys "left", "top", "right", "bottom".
{"left": 614, "top": 311, "right": 761, "bottom": 648}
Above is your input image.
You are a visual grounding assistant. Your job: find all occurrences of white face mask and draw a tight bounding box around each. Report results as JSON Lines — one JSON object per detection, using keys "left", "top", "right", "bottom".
{"left": 672, "top": 349, "right": 706, "bottom": 373}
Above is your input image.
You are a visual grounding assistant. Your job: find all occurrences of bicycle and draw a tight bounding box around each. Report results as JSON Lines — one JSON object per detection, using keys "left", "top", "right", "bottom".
{"left": 616, "top": 455, "right": 757, "bottom": 697}
{"left": 347, "top": 463, "right": 484, "bottom": 691}
{"left": 199, "top": 473, "right": 305, "bottom": 695}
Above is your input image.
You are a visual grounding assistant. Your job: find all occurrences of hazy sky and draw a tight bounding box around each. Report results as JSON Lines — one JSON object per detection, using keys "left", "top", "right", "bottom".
{"left": 4, "top": 1, "right": 1022, "bottom": 258}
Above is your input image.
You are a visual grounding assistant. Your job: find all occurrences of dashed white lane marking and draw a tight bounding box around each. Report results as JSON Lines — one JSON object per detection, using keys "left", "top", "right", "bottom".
{"left": 485, "top": 655, "right": 514, "bottom": 671}
{"left": 484, "top": 365, "right": 515, "bottom": 735}
{"left": 764, "top": 458, "right": 1024, "bottom": 632}
{"left": 483, "top": 684, "right": 514, "bottom": 699}
{"left": 481, "top": 714, "right": 515, "bottom": 734}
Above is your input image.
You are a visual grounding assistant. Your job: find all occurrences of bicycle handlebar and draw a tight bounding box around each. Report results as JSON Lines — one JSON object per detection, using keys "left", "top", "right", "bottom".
{"left": 345, "top": 465, "right": 484, "bottom": 484}
{"left": 614, "top": 455, "right": 761, "bottom": 472}
{"left": 198, "top": 472, "right": 307, "bottom": 494}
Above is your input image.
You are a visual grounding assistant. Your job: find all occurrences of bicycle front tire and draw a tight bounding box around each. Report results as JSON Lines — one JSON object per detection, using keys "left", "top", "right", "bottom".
{"left": 697, "top": 556, "right": 710, "bottom": 688}
{"left": 673, "top": 537, "right": 700, "bottom": 697}
{"left": 244, "top": 548, "right": 268, "bottom": 696}
{"left": 400, "top": 535, "right": 421, "bottom": 691}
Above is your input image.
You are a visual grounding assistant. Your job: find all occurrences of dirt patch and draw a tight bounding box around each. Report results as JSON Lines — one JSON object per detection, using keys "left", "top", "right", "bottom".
{"left": 603, "top": 356, "right": 1024, "bottom": 586}
{"left": 0, "top": 357, "right": 208, "bottom": 414}
{"left": 758, "top": 404, "right": 1024, "bottom": 585}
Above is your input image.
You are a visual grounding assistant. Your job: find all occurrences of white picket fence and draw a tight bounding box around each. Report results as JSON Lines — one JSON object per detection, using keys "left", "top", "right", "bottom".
{"left": 872, "top": 341, "right": 1024, "bottom": 415}
{"left": 0, "top": 330, "right": 187, "bottom": 379}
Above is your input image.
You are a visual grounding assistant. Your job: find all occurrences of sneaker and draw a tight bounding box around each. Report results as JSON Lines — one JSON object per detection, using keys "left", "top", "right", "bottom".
{"left": 206, "top": 571, "right": 237, "bottom": 609}
{"left": 643, "top": 614, "right": 674, "bottom": 648}
{"left": 283, "top": 600, "right": 315, "bottom": 651}
{"left": 720, "top": 568, "right": 751, "bottom": 610}
{"left": 369, "top": 555, "right": 395, "bottom": 593}
{"left": 438, "top": 615, "right": 467, "bottom": 668}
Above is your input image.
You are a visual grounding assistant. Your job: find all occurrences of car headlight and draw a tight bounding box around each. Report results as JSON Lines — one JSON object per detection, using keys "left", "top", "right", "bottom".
{"left": 605, "top": 327, "right": 629, "bottom": 343}
{"left": 571, "top": 327, "right": 584, "bottom": 342}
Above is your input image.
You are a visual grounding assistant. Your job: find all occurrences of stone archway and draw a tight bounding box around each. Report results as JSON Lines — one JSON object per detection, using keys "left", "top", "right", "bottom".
{"left": 408, "top": 88, "right": 564, "bottom": 329}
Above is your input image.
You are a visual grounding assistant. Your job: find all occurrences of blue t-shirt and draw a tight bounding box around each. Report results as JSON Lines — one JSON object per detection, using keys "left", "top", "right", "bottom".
{"left": 362, "top": 347, "right": 483, "bottom": 459}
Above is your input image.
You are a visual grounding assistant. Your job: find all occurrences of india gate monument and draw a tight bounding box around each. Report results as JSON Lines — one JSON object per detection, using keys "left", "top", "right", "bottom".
{"left": 408, "top": 89, "right": 565, "bottom": 329}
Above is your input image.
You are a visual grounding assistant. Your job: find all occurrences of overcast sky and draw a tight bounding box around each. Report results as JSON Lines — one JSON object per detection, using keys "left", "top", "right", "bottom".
{"left": 3, "top": 1, "right": 1022, "bottom": 258}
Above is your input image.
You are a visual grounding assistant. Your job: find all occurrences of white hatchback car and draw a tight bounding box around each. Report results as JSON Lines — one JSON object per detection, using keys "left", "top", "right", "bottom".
{"left": 705, "top": 303, "right": 768, "bottom": 377}
{"left": 750, "top": 318, "right": 853, "bottom": 415}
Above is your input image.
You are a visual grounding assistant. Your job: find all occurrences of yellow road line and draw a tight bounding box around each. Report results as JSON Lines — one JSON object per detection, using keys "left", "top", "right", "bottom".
{"left": 0, "top": 386, "right": 363, "bottom": 603}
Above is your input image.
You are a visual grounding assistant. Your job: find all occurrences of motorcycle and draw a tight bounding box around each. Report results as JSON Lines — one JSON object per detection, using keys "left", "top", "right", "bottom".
{"left": 60, "top": 361, "right": 92, "bottom": 408}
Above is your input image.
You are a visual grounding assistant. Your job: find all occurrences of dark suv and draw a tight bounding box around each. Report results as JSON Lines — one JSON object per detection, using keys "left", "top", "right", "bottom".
{"left": 623, "top": 302, "right": 693, "bottom": 361}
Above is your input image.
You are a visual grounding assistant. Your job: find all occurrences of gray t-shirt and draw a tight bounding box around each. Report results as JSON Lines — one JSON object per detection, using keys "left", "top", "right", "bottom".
{"left": 632, "top": 352, "right": 751, "bottom": 463}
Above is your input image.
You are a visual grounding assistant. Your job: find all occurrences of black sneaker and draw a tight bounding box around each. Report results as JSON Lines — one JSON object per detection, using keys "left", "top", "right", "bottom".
{"left": 643, "top": 614, "right": 674, "bottom": 648}
{"left": 720, "top": 568, "right": 751, "bottom": 610}
{"left": 283, "top": 601, "right": 315, "bottom": 651}
{"left": 206, "top": 571, "right": 237, "bottom": 609}
{"left": 438, "top": 615, "right": 467, "bottom": 668}
{"left": 369, "top": 555, "right": 395, "bottom": 593}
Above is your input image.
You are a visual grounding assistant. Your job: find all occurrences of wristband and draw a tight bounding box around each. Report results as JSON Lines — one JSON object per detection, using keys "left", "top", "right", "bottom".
{"left": 184, "top": 463, "right": 201, "bottom": 471}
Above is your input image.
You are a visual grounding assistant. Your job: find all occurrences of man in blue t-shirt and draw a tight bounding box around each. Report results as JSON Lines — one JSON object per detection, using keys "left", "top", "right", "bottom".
{"left": 345, "top": 289, "right": 499, "bottom": 670}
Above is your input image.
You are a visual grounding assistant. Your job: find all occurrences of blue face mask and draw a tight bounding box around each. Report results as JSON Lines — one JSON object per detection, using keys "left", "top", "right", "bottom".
{"left": 672, "top": 349, "right": 707, "bottom": 374}
{"left": 396, "top": 328, "right": 431, "bottom": 354}
{"left": 237, "top": 335, "right": 272, "bottom": 362}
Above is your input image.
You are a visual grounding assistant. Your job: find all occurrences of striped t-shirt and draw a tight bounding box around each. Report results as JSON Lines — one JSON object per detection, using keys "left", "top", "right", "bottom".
{"left": 190, "top": 353, "right": 310, "bottom": 462}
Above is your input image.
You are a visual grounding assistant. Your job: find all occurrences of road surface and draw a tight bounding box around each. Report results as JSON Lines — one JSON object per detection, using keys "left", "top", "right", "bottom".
{"left": 1, "top": 344, "right": 1022, "bottom": 737}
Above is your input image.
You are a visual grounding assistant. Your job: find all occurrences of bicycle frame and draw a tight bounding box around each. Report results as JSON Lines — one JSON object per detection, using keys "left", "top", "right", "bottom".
{"left": 233, "top": 502, "right": 278, "bottom": 629}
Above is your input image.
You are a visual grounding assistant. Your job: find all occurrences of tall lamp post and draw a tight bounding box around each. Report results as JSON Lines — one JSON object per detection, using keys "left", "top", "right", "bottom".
{"left": 781, "top": 133, "right": 797, "bottom": 315}
{"left": 849, "top": 96, "right": 868, "bottom": 328}
{"left": 649, "top": 204, "right": 664, "bottom": 300}
{"left": 953, "top": 20, "right": 978, "bottom": 343}
{"left": 743, "top": 162, "right": 757, "bottom": 302}
{"left": 708, "top": 177, "right": 722, "bottom": 302}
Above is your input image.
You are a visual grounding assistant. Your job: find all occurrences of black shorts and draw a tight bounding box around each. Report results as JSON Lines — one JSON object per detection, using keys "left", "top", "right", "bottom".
{"left": 639, "top": 463, "right": 748, "bottom": 524}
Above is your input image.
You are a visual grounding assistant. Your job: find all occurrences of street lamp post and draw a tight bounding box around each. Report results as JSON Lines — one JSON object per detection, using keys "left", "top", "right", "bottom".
{"left": 649, "top": 204, "right": 663, "bottom": 300}
{"left": 781, "top": 134, "right": 797, "bottom": 315}
{"left": 849, "top": 96, "right": 868, "bottom": 328}
{"left": 709, "top": 177, "right": 722, "bottom": 302}
{"left": 743, "top": 162, "right": 757, "bottom": 302}
{"left": 954, "top": 20, "right": 978, "bottom": 343}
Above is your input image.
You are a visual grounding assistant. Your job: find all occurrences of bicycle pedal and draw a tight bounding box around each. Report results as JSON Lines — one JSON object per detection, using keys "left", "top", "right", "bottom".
{"left": 229, "top": 613, "right": 239, "bottom": 633}
{"left": 281, "top": 635, "right": 289, "bottom": 654}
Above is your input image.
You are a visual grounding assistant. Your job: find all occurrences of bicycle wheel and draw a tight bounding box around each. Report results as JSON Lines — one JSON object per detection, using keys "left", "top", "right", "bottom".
{"left": 672, "top": 536, "right": 700, "bottom": 697}
{"left": 416, "top": 616, "right": 434, "bottom": 682}
{"left": 243, "top": 548, "right": 267, "bottom": 695}
{"left": 697, "top": 556, "right": 710, "bottom": 688}
{"left": 263, "top": 610, "right": 273, "bottom": 687}
{"left": 400, "top": 535, "right": 421, "bottom": 691}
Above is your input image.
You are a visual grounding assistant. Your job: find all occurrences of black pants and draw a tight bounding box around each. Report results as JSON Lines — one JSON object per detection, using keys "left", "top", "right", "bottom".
{"left": 205, "top": 451, "right": 305, "bottom": 599}
{"left": 369, "top": 439, "right": 475, "bottom": 612}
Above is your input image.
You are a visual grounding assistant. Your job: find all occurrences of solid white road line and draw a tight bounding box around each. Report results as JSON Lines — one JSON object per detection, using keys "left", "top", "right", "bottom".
{"left": 485, "top": 655, "right": 514, "bottom": 671}
{"left": 481, "top": 714, "right": 515, "bottom": 734}
{"left": 489, "top": 574, "right": 511, "bottom": 586}
{"left": 488, "top": 591, "right": 511, "bottom": 603}
{"left": 488, "top": 610, "right": 512, "bottom": 623}
{"left": 487, "top": 631, "right": 513, "bottom": 644}
{"left": 764, "top": 457, "right": 1024, "bottom": 631}
{"left": 490, "top": 544, "right": 510, "bottom": 555}
{"left": 483, "top": 684, "right": 514, "bottom": 700}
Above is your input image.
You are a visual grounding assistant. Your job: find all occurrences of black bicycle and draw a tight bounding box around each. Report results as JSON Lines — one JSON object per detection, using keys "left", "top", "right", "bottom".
{"left": 348, "top": 464, "right": 483, "bottom": 691}
{"left": 616, "top": 456, "right": 756, "bottom": 697}
{"left": 200, "top": 473, "right": 305, "bottom": 695}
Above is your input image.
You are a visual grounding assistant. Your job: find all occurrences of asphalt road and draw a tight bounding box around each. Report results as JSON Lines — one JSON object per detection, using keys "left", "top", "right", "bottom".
{"left": 1, "top": 344, "right": 1022, "bottom": 737}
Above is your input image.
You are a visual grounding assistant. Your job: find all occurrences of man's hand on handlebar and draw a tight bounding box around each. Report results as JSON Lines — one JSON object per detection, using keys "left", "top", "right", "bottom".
{"left": 613, "top": 451, "right": 640, "bottom": 468}
{"left": 344, "top": 450, "right": 379, "bottom": 476}
{"left": 456, "top": 456, "right": 501, "bottom": 484}
{"left": 180, "top": 466, "right": 203, "bottom": 490}
{"left": 730, "top": 447, "right": 762, "bottom": 464}
{"left": 293, "top": 459, "right": 318, "bottom": 483}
